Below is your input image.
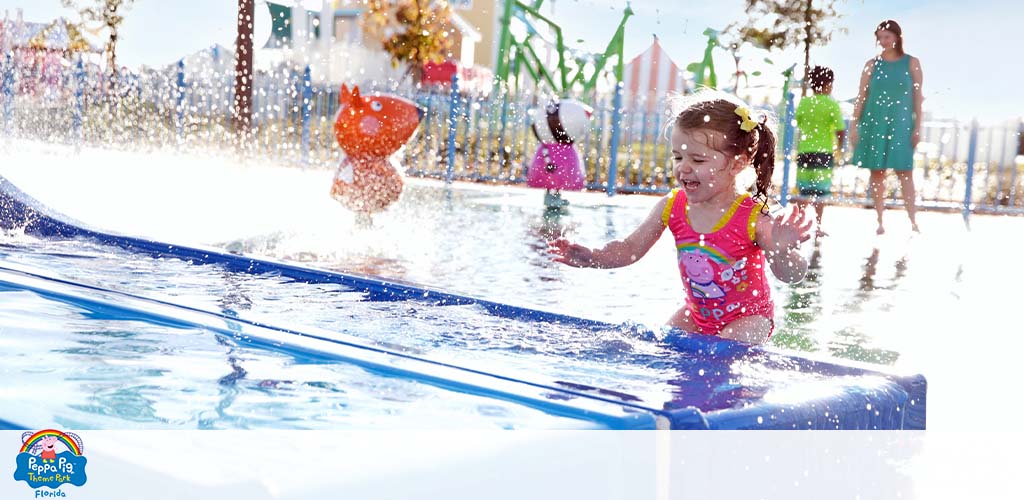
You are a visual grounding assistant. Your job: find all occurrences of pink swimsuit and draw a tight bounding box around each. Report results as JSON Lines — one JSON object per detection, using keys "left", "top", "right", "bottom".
{"left": 662, "top": 189, "right": 774, "bottom": 336}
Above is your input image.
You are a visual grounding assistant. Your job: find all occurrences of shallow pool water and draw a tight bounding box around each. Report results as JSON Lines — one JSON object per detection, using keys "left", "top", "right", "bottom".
{"left": 0, "top": 272, "right": 607, "bottom": 430}
{"left": 0, "top": 236, "right": 850, "bottom": 428}
{"left": 2, "top": 141, "right": 1021, "bottom": 429}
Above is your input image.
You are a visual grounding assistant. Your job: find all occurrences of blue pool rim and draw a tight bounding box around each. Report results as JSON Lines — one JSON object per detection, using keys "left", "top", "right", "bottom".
{"left": 0, "top": 175, "right": 927, "bottom": 430}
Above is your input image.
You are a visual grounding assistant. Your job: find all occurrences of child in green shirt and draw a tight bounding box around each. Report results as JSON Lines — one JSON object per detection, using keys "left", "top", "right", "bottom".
{"left": 795, "top": 66, "right": 846, "bottom": 237}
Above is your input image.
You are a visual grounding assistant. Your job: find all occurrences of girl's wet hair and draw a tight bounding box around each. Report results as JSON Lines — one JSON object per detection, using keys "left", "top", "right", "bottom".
{"left": 669, "top": 90, "right": 778, "bottom": 207}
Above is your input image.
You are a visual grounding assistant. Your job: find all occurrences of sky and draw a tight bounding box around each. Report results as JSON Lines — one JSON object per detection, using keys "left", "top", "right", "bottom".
{"left": 1, "top": 0, "right": 1021, "bottom": 124}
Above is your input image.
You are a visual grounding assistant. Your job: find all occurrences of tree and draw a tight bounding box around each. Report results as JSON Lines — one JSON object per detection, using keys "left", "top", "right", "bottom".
{"left": 361, "top": 0, "right": 455, "bottom": 82}
{"left": 233, "top": 0, "right": 254, "bottom": 137}
{"left": 61, "top": 0, "right": 135, "bottom": 74}
{"left": 727, "top": 0, "right": 845, "bottom": 95}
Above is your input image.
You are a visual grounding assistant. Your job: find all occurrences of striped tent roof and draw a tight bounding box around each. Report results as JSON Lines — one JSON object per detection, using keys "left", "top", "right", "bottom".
{"left": 622, "top": 36, "right": 689, "bottom": 111}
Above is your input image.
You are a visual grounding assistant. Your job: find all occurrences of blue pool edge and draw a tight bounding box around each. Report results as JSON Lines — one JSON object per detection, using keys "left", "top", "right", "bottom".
{"left": 0, "top": 174, "right": 927, "bottom": 430}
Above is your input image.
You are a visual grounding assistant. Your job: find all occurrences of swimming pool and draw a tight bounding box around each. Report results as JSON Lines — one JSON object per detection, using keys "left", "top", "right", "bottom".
{"left": 0, "top": 141, "right": 950, "bottom": 429}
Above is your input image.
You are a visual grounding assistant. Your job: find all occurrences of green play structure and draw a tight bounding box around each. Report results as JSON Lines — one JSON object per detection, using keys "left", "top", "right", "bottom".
{"left": 686, "top": 28, "right": 722, "bottom": 90}
{"left": 493, "top": 1, "right": 633, "bottom": 96}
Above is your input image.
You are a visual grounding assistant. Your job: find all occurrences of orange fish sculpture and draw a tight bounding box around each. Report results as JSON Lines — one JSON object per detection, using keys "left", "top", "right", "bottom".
{"left": 330, "top": 84, "right": 423, "bottom": 213}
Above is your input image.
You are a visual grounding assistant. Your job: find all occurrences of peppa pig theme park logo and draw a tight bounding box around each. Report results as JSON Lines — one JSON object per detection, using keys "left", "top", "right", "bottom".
{"left": 13, "top": 429, "right": 87, "bottom": 493}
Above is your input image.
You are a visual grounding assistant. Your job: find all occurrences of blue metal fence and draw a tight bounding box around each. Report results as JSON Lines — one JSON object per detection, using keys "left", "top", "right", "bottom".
{"left": 2, "top": 54, "right": 1021, "bottom": 220}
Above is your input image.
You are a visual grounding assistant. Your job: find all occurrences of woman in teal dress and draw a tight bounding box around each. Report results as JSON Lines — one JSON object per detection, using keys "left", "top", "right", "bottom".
{"left": 851, "top": 20, "right": 924, "bottom": 235}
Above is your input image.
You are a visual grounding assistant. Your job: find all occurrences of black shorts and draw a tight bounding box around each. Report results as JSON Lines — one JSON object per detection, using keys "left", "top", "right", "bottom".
{"left": 796, "top": 152, "right": 835, "bottom": 197}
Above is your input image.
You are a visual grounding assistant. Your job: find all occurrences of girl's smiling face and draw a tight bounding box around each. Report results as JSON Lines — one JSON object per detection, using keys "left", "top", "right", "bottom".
{"left": 671, "top": 126, "right": 745, "bottom": 204}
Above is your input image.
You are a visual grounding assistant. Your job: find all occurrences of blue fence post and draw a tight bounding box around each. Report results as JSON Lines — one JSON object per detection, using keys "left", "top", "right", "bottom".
{"left": 175, "top": 59, "right": 185, "bottom": 142}
{"left": 606, "top": 80, "right": 625, "bottom": 196}
{"left": 300, "top": 65, "right": 312, "bottom": 166}
{"left": 446, "top": 74, "right": 460, "bottom": 184}
{"left": 963, "top": 119, "right": 979, "bottom": 227}
{"left": 779, "top": 91, "right": 796, "bottom": 208}
{"left": 72, "top": 56, "right": 84, "bottom": 143}
{"left": 498, "top": 89, "right": 509, "bottom": 173}
{"left": 841, "top": 118, "right": 851, "bottom": 157}
{"left": 2, "top": 53, "right": 15, "bottom": 136}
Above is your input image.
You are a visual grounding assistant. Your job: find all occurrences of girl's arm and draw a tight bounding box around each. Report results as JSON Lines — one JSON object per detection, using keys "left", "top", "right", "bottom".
{"left": 754, "top": 205, "right": 813, "bottom": 283}
{"left": 910, "top": 56, "right": 924, "bottom": 147}
{"left": 550, "top": 197, "right": 668, "bottom": 268}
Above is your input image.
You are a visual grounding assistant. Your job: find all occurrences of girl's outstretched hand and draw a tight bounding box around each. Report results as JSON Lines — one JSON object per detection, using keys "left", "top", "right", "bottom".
{"left": 548, "top": 238, "right": 595, "bottom": 267}
{"left": 769, "top": 205, "right": 814, "bottom": 253}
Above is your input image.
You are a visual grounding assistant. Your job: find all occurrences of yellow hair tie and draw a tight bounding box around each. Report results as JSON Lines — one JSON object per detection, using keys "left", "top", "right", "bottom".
{"left": 735, "top": 106, "right": 758, "bottom": 132}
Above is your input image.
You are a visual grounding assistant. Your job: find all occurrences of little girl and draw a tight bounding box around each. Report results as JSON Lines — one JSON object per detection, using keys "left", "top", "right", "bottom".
{"left": 549, "top": 92, "right": 813, "bottom": 344}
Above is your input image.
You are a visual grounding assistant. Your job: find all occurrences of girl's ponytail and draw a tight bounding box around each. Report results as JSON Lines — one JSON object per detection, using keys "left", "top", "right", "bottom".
{"left": 752, "top": 119, "right": 776, "bottom": 210}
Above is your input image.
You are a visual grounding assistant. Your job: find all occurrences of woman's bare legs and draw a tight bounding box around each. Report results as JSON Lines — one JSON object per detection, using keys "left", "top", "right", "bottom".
{"left": 895, "top": 170, "right": 920, "bottom": 232}
{"left": 869, "top": 169, "right": 887, "bottom": 234}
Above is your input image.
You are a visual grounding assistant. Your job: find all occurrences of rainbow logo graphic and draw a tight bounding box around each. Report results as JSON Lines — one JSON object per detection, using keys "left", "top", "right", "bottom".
{"left": 676, "top": 242, "right": 734, "bottom": 265}
{"left": 13, "top": 429, "right": 88, "bottom": 490}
